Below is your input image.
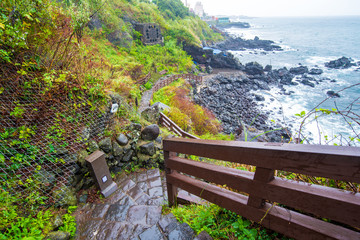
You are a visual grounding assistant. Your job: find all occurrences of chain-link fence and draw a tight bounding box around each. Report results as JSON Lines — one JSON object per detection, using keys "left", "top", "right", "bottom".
{"left": 0, "top": 75, "right": 115, "bottom": 206}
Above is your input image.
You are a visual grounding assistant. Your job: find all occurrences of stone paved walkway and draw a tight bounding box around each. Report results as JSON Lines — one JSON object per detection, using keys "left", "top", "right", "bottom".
{"left": 75, "top": 169, "right": 208, "bottom": 240}
{"left": 138, "top": 89, "right": 153, "bottom": 113}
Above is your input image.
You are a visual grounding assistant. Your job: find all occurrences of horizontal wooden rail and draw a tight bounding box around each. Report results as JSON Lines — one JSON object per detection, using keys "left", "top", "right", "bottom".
{"left": 164, "top": 138, "right": 360, "bottom": 182}
{"left": 158, "top": 69, "right": 168, "bottom": 75}
{"left": 136, "top": 72, "right": 151, "bottom": 85}
{"left": 159, "top": 112, "right": 198, "bottom": 139}
{"left": 164, "top": 138, "right": 360, "bottom": 240}
{"left": 153, "top": 74, "right": 203, "bottom": 92}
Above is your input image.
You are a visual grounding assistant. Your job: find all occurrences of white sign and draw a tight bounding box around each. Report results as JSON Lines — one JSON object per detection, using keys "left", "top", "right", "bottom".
{"left": 110, "top": 103, "right": 119, "bottom": 113}
{"left": 102, "top": 176, "right": 108, "bottom": 183}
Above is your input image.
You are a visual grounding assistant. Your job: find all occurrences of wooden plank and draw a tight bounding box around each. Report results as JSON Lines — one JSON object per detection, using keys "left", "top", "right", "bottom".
{"left": 167, "top": 172, "right": 360, "bottom": 240}
{"left": 165, "top": 151, "right": 177, "bottom": 207}
{"left": 160, "top": 113, "right": 199, "bottom": 139}
{"left": 163, "top": 138, "right": 360, "bottom": 183}
{"left": 167, "top": 156, "right": 360, "bottom": 228}
{"left": 247, "top": 167, "right": 274, "bottom": 208}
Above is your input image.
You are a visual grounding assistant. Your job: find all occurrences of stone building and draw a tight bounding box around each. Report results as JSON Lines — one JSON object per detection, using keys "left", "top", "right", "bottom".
{"left": 134, "top": 23, "right": 163, "bottom": 46}
{"left": 194, "top": 1, "right": 204, "bottom": 18}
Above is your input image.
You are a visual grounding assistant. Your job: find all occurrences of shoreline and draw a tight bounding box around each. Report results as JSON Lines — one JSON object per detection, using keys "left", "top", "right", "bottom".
{"left": 185, "top": 20, "right": 360, "bottom": 144}
{"left": 195, "top": 55, "right": 358, "bottom": 143}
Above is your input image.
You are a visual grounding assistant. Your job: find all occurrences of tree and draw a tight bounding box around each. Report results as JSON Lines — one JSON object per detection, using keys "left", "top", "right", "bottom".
{"left": 153, "top": 0, "right": 190, "bottom": 20}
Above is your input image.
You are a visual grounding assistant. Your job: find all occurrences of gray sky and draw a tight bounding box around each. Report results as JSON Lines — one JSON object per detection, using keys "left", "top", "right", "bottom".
{"left": 185, "top": 0, "right": 360, "bottom": 17}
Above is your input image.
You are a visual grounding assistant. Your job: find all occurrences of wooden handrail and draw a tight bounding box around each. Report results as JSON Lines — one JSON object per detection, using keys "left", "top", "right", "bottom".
{"left": 164, "top": 138, "right": 360, "bottom": 240}
{"left": 136, "top": 72, "right": 151, "bottom": 85}
{"left": 153, "top": 74, "right": 203, "bottom": 92}
{"left": 159, "top": 112, "right": 198, "bottom": 139}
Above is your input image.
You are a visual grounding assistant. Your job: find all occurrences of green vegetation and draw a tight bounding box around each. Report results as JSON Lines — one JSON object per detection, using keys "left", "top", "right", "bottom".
{"left": 0, "top": 0, "right": 225, "bottom": 238}
{"left": 152, "top": 0, "right": 190, "bottom": 20}
{"left": 152, "top": 79, "right": 222, "bottom": 136}
{"left": 171, "top": 203, "right": 290, "bottom": 240}
{"left": 0, "top": 189, "right": 77, "bottom": 239}
{"left": 59, "top": 206, "right": 78, "bottom": 238}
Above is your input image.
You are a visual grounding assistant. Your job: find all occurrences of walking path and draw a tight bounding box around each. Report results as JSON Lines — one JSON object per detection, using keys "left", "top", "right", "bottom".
{"left": 138, "top": 89, "right": 153, "bottom": 113}
{"left": 75, "top": 169, "right": 209, "bottom": 240}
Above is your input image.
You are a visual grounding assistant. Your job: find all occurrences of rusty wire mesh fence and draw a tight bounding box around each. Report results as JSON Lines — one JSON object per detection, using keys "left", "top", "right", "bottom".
{"left": 0, "top": 76, "right": 115, "bottom": 206}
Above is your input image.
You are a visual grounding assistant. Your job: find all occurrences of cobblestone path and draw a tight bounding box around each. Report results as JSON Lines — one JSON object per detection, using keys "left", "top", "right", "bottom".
{"left": 138, "top": 89, "right": 153, "bottom": 113}
{"left": 75, "top": 169, "right": 209, "bottom": 240}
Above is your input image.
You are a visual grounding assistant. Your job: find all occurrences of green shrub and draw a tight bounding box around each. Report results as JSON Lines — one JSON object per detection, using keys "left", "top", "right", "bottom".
{"left": 0, "top": 190, "right": 53, "bottom": 239}
{"left": 59, "top": 206, "right": 77, "bottom": 238}
{"left": 172, "top": 203, "right": 290, "bottom": 240}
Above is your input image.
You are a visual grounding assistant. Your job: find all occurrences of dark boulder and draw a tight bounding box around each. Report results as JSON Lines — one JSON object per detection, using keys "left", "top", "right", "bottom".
{"left": 255, "top": 95, "right": 265, "bottom": 101}
{"left": 289, "top": 66, "right": 308, "bottom": 75}
{"left": 326, "top": 90, "right": 340, "bottom": 98}
{"left": 264, "top": 65, "right": 272, "bottom": 72}
{"left": 141, "top": 106, "right": 160, "bottom": 123}
{"left": 183, "top": 44, "right": 244, "bottom": 70}
{"left": 140, "top": 142, "right": 156, "bottom": 156}
{"left": 277, "top": 68, "right": 294, "bottom": 85}
{"left": 98, "top": 137, "right": 112, "bottom": 153}
{"left": 122, "top": 150, "right": 133, "bottom": 162}
{"left": 245, "top": 62, "right": 264, "bottom": 75}
{"left": 301, "top": 79, "right": 315, "bottom": 87}
{"left": 210, "top": 51, "right": 245, "bottom": 70}
{"left": 112, "top": 142, "right": 124, "bottom": 157}
{"left": 116, "top": 133, "right": 128, "bottom": 146}
{"left": 141, "top": 124, "right": 160, "bottom": 141}
{"left": 183, "top": 44, "right": 212, "bottom": 64}
{"left": 325, "top": 57, "right": 355, "bottom": 69}
{"left": 309, "top": 68, "right": 323, "bottom": 75}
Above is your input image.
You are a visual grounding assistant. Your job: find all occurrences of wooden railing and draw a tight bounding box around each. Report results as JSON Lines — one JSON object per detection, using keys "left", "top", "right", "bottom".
{"left": 136, "top": 72, "right": 151, "bottom": 85}
{"left": 159, "top": 112, "right": 198, "bottom": 139}
{"left": 158, "top": 69, "right": 168, "bottom": 75}
{"left": 153, "top": 74, "right": 202, "bottom": 92}
{"left": 163, "top": 138, "right": 360, "bottom": 240}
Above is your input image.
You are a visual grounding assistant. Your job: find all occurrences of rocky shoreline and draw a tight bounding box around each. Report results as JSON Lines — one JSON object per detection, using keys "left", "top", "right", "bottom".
{"left": 183, "top": 34, "right": 283, "bottom": 71}
{"left": 183, "top": 24, "right": 359, "bottom": 142}
{"left": 193, "top": 71, "right": 291, "bottom": 142}
{"left": 211, "top": 36, "right": 282, "bottom": 52}
{"left": 193, "top": 56, "right": 358, "bottom": 142}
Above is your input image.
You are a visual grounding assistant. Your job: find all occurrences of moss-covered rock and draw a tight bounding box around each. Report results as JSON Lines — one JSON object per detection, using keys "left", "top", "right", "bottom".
{"left": 98, "top": 137, "right": 112, "bottom": 153}
{"left": 87, "top": 141, "right": 99, "bottom": 153}
{"left": 45, "top": 231, "right": 70, "bottom": 240}
{"left": 53, "top": 186, "right": 77, "bottom": 207}
{"left": 76, "top": 150, "right": 89, "bottom": 168}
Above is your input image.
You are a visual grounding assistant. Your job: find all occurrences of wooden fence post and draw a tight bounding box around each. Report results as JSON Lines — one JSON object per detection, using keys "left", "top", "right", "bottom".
{"left": 165, "top": 150, "right": 178, "bottom": 207}
{"left": 247, "top": 167, "right": 275, "bottom": 208}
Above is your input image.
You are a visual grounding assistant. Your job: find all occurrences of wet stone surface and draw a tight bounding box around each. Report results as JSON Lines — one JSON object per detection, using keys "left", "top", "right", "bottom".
{"left": 74, "top": 168, "right": 211, "bottom": 240}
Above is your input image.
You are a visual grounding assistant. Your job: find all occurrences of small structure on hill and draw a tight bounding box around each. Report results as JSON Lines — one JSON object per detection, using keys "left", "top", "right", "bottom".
{"left": 135, "top": 23, "right": 163, "bottom": 46}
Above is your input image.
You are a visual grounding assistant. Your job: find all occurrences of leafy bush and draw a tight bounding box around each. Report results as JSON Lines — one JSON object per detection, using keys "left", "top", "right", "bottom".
{"left": 0, "top": 190, "right": 53, "bottom": 239}
{"left": 164, "top": 107, "right": 192, "bottom": 131}
{"left": 153, "top": 79, "right": 221, "bottom": 135}
{"left": 172, "top": 203, "right": 289, "bottom": 240}
{"left": 59, "top": 206, "right": 77, "bottom": 238}
{"left": 152, "top": 0, "right": 190, "bottom": 20}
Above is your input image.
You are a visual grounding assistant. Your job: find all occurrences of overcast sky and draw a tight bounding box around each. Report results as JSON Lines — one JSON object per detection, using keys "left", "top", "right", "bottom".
{"left": 185, "top": 0, "right": 360, "bottom": 17}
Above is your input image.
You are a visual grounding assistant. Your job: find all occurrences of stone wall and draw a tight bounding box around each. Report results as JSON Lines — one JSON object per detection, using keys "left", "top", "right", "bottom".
{"left": 135, "top": 23, "right": 163, "bottom": 46}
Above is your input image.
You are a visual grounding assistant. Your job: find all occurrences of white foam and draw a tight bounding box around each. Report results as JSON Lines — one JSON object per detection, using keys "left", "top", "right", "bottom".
{"left": 253, "top": 83, "right": 360, "bottom": 146}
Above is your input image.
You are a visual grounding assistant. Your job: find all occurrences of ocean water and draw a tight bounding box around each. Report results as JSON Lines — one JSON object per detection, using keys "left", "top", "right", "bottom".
{"left": 227, "top": 17, "right": 360, "bottom": 145}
